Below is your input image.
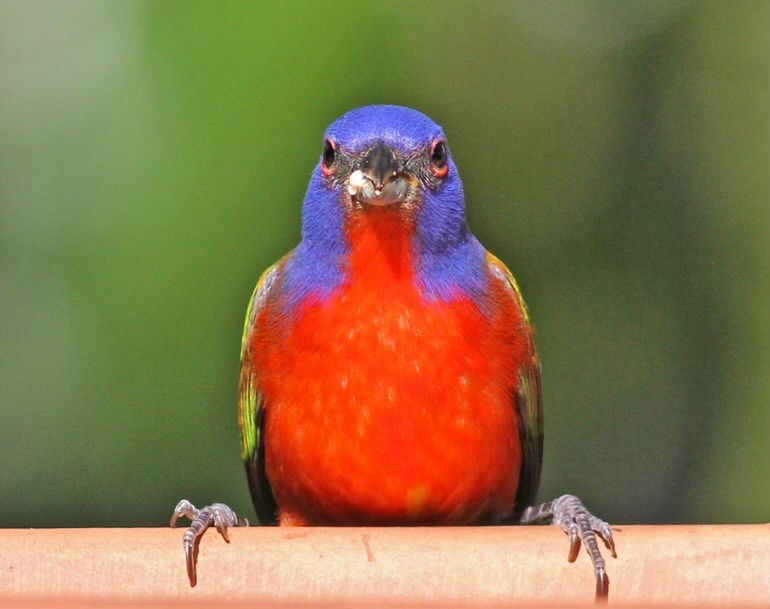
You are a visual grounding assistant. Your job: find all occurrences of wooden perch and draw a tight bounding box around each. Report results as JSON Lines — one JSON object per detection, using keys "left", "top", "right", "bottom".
{"left": 0, "top": 525, "right": 767, "bottom": 608}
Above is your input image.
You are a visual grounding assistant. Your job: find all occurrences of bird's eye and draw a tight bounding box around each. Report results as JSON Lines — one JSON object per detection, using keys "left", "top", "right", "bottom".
{"left": 322, "top": 138, "right": 337, "bottom": 175}
{"left": 429, "top": 139, "right": 448, "bottom": 178}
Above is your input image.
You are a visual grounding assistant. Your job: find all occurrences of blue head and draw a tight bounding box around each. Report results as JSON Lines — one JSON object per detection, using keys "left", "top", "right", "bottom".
{"left": 289, "top": 105, "right": 486, "bottom": 302}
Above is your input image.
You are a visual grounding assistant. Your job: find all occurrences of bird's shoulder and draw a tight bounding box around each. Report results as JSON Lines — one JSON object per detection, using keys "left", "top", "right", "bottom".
{"left": 484, "top": 251, "right": 531, "bottom": 323}
{"left": 240, "top": 253, "right": 292, "bottom": 361}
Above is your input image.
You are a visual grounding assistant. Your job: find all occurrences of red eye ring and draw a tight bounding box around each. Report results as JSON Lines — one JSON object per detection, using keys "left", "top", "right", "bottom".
{"left": 321, "top": 138, "right": 337, "bottom": 176}
{"left": 429, "top": 139, "right": 449, "bottom": 178}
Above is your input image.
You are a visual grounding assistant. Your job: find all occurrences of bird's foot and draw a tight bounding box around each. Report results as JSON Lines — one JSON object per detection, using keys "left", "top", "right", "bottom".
{"left": 169, "top": 499, "right": 248, "bottom": 587}
{"left": 519, "top": 494, "right": 617, "bottom": 602}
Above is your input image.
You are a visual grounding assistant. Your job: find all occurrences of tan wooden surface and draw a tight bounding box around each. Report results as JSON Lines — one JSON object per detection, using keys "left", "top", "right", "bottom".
{"left": 0, "top": 525, "right": 767, "bottom": 608}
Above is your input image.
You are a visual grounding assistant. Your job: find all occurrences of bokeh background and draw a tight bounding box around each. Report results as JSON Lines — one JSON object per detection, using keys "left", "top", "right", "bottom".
{"left": 1, "top": 1, "right": 767, "bottom": 528}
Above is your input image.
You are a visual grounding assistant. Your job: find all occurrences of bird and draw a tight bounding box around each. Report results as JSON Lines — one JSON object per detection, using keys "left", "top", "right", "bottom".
{"left": 171, "top": 105, "right": 616, "bottom": 599}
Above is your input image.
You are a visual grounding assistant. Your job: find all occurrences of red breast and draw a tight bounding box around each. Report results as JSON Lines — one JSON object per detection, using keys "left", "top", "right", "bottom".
{"left": 254, "top": 208, "right": 528, "bottom": 525}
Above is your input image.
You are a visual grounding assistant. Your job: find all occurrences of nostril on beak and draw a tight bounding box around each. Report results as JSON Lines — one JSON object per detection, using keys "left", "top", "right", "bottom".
{"left": 360, "top": 141, "right": 400, "bottom": 190}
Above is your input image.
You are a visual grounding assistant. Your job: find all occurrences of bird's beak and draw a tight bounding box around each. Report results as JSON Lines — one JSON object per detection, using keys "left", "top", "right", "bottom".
{"left": 347, "top": 141, "right": 410, "bottom": 206}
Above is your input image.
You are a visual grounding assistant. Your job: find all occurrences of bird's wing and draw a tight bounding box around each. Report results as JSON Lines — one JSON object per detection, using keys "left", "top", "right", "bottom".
{"left": 238, "top": 259, "right": 284, "bottom": 525}
{"left": 486, "top": 252, "right": 544, "bottom": 516}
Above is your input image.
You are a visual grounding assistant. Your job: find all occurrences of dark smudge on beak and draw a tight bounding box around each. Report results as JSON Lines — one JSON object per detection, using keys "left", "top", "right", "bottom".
{"left": 358, "top": 141, "right": 400, "bottom": 191}
{"left": 347, "top": 141, "right": 410, "bottom": 206}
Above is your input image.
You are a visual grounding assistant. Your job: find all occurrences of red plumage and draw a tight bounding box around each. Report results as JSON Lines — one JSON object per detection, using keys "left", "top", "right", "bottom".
{"left": 253, "top": 208, "right": 529, "bottom": 525}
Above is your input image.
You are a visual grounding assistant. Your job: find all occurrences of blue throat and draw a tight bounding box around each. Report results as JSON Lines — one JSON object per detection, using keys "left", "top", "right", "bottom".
{"left": 284, "top": 105, "right": 489, "bottom": 310}
{"left": 284, "top": 174, "right": 488, "bottom": 309}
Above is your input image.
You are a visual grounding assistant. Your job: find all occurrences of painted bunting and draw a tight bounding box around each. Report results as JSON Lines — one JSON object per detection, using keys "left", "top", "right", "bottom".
{"left": 171, "top": 105, "right": 616, "bottom": 599}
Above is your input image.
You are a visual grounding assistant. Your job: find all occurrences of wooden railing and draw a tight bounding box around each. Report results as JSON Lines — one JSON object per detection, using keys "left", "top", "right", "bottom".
{"left": 0, "top": 525, "right": 767, "bottom": 608}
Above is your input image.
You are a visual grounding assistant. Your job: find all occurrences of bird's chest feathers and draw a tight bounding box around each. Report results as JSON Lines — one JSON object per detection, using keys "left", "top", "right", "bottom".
{"left": 255, "top": 210, "right": 522, "bottom": 523}
{"left": 267, "top": 210, "right": 503, "bottom": 412}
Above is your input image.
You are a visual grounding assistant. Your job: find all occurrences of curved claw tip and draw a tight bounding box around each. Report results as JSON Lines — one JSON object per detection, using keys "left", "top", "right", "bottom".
{"left": 595, "top": 570, "right": 609, "bottom": 602}
{"left": 220, "top": 527, "right": 231, "bottom": 543}
{"left": 185, "top": 545, "right": 197, "bottom": 587}
{"left": 567, "top": 534, "right": 581, "bottom": 563}
{"left": 600, "top": 526, "right": 618, "bottom": 559}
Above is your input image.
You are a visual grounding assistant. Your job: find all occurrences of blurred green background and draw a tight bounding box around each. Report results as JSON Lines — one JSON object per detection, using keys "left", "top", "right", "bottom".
{"left": 1, "top": 1, "right": 767, "bottom": 528}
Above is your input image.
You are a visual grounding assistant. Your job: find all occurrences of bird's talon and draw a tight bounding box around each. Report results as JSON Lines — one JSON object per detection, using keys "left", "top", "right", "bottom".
{"left": 568, "top": 531, "right": 581, "bottom": 562}
{"left": 170, "top": 500, "right": 246, "bottom": 587}
{"left": 595, "top": 568, "right": 609, "bottom": 602}
{"left": 185, "top": 543, "right": 198, "bottom": 587}
{"left": 519, "top": 494, "right": 616, "bottom": 600}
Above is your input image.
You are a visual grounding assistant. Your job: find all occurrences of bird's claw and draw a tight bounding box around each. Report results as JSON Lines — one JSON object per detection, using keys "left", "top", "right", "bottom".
{"left": 519, "top": 494, "right": 617, "bottom": 602}
{"left": 170, "top": 499, "right": 248, "bottom": 587}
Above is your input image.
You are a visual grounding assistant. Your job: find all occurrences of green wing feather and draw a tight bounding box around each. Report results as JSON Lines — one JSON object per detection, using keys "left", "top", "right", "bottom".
{"left": 486, "top": 253, "right": 544, "bottom": 516}
{"left": 238, "top": 260, "right": 283, "bottom": 525}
